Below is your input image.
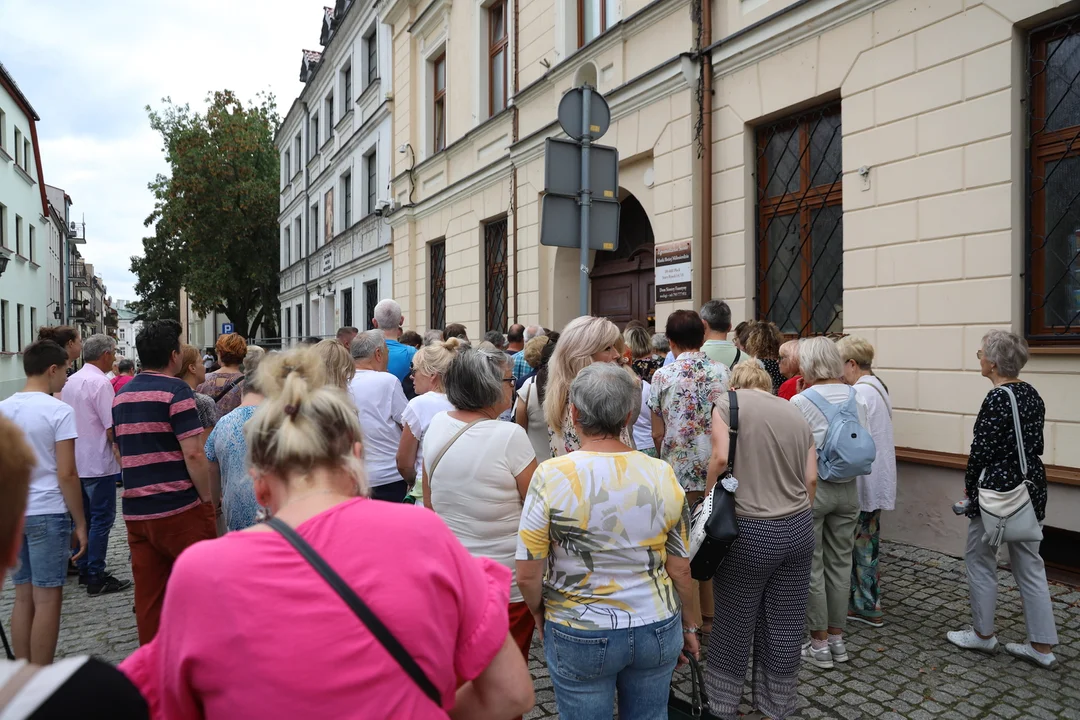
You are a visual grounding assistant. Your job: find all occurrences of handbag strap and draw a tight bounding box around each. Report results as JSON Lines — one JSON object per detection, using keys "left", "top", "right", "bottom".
{"left": 856, "top": 377, "right": 891, "bottom": 418}
{"left": 266, "top": 516, "right": 442, "bottom": 706}
{"left": 1000, "top": 385, "right": 1028, "bottom": 480}
{"left": 210, "top": 373, "right": 244, "bottom": 402}
{"left": 427, "top": 419, "right": 483, "bottom": 481}
{"left": 726, "top": 390, "right": 739, "bottom": 476}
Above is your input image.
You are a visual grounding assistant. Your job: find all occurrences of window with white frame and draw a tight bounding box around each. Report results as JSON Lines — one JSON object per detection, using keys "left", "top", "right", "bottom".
{"left": 15, "top": 215, "right": 22, "bottom": 257}
{"left": 310, "top": 112, "right": 320, "bottom": 155}
{"left": 283, "top": 149, "right": 291, "bottom": 186}
{"left": 294, "top": 217, "right": 303, "bottom": 258}
{"left": 28, "top": 225, "right": 34, "bottom": 263}
{"left": 578, "top": 0, "right": 618, "bottom": 46}
{"left": 342, "top": 170, "right": 353, "bottom": 228}
{"left": 0, "top": 203, "right": 6, "bottom": 249}
{"left": 0, "top": 110, "right": 6, "bottom": 151}
{"left": 325, "top": 92, "right": 335, "bottom": 135}
{"left": 22, "top": 139, "right": 30, "bottom": 172}
{"left": 284, "top": 226, "right": 292, "bottom": 267}
{"left": 294, "top": 133, "right": 302, "bottom": 173}
{"left": 365, "top": 28, "right": 378, "bottom": 86}
{"left": 13, "top": 128, "right": 21, "bottom": 167}
{"left": 309, "top": 203, "right": 319, "bottom": 250}
{"left": 365, "top": 151, "right": 377, "bottom": 215}
{"left": 342, "top": 63, "right": 353, "bottom": 106}
{"left": 432, "top": 52, "right": 447, "bottom": 153}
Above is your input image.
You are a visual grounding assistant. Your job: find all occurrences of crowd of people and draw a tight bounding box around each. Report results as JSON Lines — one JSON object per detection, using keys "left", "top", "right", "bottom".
{"left": 0, "top": 297, "right": 1060, "bottom": 719}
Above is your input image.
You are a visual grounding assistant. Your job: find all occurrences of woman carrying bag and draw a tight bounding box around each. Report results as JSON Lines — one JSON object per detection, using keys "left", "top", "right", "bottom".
{"left": 947, "top": 330, "right": 1058, "bottom": 668}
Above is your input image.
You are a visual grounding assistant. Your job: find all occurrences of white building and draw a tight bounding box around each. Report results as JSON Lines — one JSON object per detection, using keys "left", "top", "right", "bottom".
{"left": 113, "top": 299, "right": 141, "bottom": 360}
{"left": 0, "top": 62, "right": 49, "bottom": 399}
{"left": 277, "top": 0, "right": 394, "bottom": 345}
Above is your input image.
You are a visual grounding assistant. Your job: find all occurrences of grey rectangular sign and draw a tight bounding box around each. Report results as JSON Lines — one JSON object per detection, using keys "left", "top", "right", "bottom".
{"left": 540, "top": 194, "right": 620, "bottom": 251}
{"left": 543, "top": 138, "right": 620, "bottom": 200}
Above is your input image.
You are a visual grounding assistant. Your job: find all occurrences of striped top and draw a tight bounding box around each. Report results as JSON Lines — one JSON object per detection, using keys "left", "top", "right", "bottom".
{"left": 112, "top": 372, "right": 203, "bottom": 521}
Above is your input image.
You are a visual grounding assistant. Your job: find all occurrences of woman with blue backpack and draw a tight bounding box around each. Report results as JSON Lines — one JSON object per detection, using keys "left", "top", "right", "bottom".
{"left": 790, "top": 337, "right": 877, "bottom": 670}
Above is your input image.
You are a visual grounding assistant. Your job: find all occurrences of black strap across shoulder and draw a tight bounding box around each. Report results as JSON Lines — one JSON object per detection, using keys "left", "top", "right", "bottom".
{"left": 266, "top": 516, "right": 442, "bottom": 706}
{"left": 727, "top": 389, "right": 739, "bottom": 476}
{"left": 210, "top": 374, "right": 244, "bottom": 402}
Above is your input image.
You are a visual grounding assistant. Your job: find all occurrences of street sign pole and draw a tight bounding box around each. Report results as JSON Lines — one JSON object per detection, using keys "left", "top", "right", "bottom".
{"left": 578, "top": 86, "right": 593, "bottom": 318}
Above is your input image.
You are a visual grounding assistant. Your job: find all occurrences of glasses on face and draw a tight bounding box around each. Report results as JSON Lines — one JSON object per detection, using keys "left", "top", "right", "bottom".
{"left": 502, "top": 377, "right": 515, "bottom": 386}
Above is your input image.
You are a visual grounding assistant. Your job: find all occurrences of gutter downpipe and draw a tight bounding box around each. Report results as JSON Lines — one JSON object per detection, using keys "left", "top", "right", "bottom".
{"left": 511, "top": 0, "right": 520, "bottom": 325}
{"left": 699, "top": 0, "right": 713, "bottom": 304}
{"left": 303, "top": 100, "right": 311, "bottom": 345}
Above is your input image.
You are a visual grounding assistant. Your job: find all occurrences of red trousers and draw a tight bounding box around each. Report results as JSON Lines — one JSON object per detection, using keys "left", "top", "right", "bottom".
{"left": 508, "top": 601, "right": 536, "bottom": 659}
{"left": 126, "top": 502, "right": 217, "bottom": 645}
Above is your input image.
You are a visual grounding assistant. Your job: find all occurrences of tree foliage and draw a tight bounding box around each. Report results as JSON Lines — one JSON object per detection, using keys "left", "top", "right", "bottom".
{"left": 131, "top": 90, "right": 280, "bottom": 338}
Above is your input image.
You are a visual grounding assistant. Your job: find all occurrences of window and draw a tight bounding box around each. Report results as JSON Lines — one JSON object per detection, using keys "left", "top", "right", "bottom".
{"left": 16, "top": 304, "right": 23, "bottom": 351}
{"left": 325, "top": 93, "right": 335, "bottom": 134}
{"left": 342, "top": 171, "right": 353, "bottom": 228}
{"left": 13, "top": 128, "right": 21, "bottom": 167}
{"left": 756, "top": 104, "right": 843, "bottom": 336}
{"left": 1, "top": 204, "right": 7, "bottom": 248}
{"left": 294, "top": 217, "right": 303, "bottom": 259}
{"left": 22, "top": 139, "right": 30, "bottom": 172}
{"left": 120, "top": 328, "right": 125, "bottom": 341}
{"left": 28, "top": 225, "right": 34, "bottom": 263}
{"left": 342, "top": 287, "right": 353, "bottom": 328}
{"left": 30, "top": 307, "right": 36, "bottom": 336}
{"left": 309, "top": 204, "right": 319, "bottom": 250}
{"left": 484, "top": 218, "right": 508, "bottom": 333}
{"left": 284, "top": 226, "right": 292, "bottom": 267}
{"left": 364, "top": 280, "right": 379, "bottom": 330}
{"left": 1028, "top": 18, "right": 1080, "bottom": 344}
{"left": 0, "top": 300, "right": 7, "bottom": 352}
{"left": 489, "top": 0, "right": 508, "bottom": 116}
{"left": 365, "top": 29, "right": 378, "bottom": 86}
{"left": 578, "top": 0, "right": 618, "bottom": 46}
{"left": 283, "top": 149, "right": 291, "bottom": 185}
{"left": 15, "top": 215, "right": 22, "bottom": 257}
{"left": 311, "top": 112, "right": 320, "bottom": 155}
{"left": 294, "top": 134, "right": 303, "bottom": 173}
{"left": 430, "top": 240, "right": 446, "bottom": 330}
{"left": 284, "top": 307, "right": 292, "bottom": 343}
{"left": 342, "top": 64, "right": 353, "bottom": 104}
{"left": 296, "top": 305, "right": 304, "bottom": 337}
{"left": 432, "top": 53, "right": 447, "bottom": 153}
{"left": 0, "top": 109, "right": 6, "bottom": 151}
{"left": 365, "top": 152, "right": 377, "bottom": 215}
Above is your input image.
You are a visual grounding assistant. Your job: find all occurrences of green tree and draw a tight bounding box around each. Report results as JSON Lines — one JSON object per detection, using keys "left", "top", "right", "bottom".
{"left": 128, "top": 232, "right": 181, "bottom": 322}
{"left": 131, "top": 90, "right": 280, "bottom": 338}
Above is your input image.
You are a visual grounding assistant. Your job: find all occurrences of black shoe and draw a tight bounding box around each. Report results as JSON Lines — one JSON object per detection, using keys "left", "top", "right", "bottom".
{"left": 78, "top": 574, "right": 89, "bottom": 586}
{"left": 87, "top": 574, "right": 132, "bottom": 596}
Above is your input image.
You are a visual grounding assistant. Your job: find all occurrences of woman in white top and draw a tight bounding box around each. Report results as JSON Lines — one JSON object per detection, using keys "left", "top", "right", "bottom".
{"left": 396, "top": 338, "right": 463, "bottom": 503}
{"left": 633, "top": 380, "right": 657, "bottom": 457}
{"left": 423, "top": 347, "right": 538, "bottom": 659}
{"left": 838, "top": 336, "right": 896, "bottom": 629}
{"left": 790, "top": 337, "right": 869, "bottom": 670}
{"left": 514, "top": 335, "right": 555, "bottom": 463}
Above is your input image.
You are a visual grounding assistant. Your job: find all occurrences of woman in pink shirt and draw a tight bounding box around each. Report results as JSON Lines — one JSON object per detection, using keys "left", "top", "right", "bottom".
{"left": 119, "top": 348, "right": 535, "bottom": 720}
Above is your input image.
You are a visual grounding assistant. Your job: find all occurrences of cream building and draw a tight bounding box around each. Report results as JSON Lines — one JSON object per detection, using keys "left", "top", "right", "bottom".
{"left": 383, "top": 0, "right": 1080, "bottom": 557}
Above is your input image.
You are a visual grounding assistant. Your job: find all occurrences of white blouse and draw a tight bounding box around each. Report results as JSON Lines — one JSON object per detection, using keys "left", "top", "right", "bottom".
{"left": 852, "top": 375, "right": 897, "bottom": 512}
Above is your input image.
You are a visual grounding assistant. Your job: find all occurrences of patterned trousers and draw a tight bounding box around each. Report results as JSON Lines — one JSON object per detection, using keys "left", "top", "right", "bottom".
{"left": 705, "top": 510, "right": 815, "bottom": 720}
{"left": 849, "top": 509, "right": 882, "bottom": 619}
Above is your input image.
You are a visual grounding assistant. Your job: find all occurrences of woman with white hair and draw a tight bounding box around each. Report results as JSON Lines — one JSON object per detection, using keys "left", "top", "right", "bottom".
{"left": 543, "top": 316, "right": 629, "bottom": 457}
{"left": 517, "top": 363, "right": 696, "bottom": 720}
{"left": 791, "top": 337, "right": 868, "bottom": 670}
{"left": 423, "top": 347, "right": 539, "bottom": 660}
{"left": 121, "top": 347, "right": 535, "bottom": 718}
{"left": 837, "top": 336, "right": 896, "bottom": 628}
{"left": 947, "top": 329, "right": 1058, "bottom": 668}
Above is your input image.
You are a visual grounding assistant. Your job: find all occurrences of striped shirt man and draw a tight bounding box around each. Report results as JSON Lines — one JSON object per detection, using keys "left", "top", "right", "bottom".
{"left": 112, "top": 371, "right": 203, "bottom": 521}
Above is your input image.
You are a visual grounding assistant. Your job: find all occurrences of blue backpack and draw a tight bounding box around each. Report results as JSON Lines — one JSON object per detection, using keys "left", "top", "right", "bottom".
{"left": 803, "top": 387, "right": 877, "bottom": 482}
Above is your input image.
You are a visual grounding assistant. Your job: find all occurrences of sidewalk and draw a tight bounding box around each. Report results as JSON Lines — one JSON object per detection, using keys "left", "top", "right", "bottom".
{"left": 3, "top": 512, "right": 1076, "bottom": 718}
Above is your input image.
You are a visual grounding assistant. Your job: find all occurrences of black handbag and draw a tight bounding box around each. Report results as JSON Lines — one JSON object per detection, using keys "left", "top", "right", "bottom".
{"left": 689, "top": 390, "right": 741, "bottom": 582}
{"left": 668, "top": 653, "right": 715, "bottom": 718}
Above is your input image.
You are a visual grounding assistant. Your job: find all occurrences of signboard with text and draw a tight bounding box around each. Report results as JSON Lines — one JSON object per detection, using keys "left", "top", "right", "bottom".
{"left": 655, "top": 240, "right": 692, "bottom": 302}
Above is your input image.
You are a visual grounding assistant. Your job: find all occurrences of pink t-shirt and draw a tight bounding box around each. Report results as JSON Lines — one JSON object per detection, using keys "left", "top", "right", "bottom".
{"left": 120, "top": 498, "right": 511, "bottom": 719}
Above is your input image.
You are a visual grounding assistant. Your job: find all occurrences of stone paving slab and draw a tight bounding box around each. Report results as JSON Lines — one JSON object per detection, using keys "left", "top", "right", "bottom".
{"left": 3, "top": 495, "right": 1077, "bottom": 718}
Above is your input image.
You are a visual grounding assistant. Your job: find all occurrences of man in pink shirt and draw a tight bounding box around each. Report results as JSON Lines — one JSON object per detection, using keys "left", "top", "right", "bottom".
{"left": 61, "top": 333, "right": 132, "bottom": 596}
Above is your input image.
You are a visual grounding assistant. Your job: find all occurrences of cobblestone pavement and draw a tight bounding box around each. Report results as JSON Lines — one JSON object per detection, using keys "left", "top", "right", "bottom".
{"left": 3, "top": 499, "right": 1077, "bottom": 719}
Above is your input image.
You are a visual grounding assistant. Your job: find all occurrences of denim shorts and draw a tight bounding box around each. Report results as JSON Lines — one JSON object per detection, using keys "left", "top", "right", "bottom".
{"left": 12, "top": 513, "right": 72, "bottom": 588}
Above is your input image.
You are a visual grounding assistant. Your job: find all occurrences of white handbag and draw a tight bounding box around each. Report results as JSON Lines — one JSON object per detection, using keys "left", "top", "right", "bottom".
{"left": 977, "top": 385, "right": 1043, "bottom": 548}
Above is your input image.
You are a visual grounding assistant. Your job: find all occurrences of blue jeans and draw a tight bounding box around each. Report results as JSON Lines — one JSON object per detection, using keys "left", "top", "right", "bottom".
{"left": 74, "top": 474, "right": 118, "bottom": 581}
{"left": 13, "top": 513, "right": 72, "bottom": 588}
{"left": 544, "top": 613, "right": 682, "bottom": 720}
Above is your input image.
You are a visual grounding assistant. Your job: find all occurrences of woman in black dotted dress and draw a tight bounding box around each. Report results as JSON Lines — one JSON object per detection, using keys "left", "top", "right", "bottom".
{"left": 745, "top": 321, "right": 786, "bottom": 394}
{"left": 946, "top": 330, "right": 1058, "bottom": 668}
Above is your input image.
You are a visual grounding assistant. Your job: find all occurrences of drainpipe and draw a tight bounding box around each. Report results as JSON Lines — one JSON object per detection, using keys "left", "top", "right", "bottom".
{"left": 698, "top": 0, "right": 713, "bottom": 303}
{"left": 511, "top": 0, "right": 520, "bottom": 324}
{"left": 303, "top": 100, "right": 311, "bottom": 342}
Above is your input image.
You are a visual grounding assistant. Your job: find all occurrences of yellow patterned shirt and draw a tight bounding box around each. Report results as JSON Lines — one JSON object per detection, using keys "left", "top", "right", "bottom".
{"left": 516, "top": 450, "right": 690, "bottom": 630}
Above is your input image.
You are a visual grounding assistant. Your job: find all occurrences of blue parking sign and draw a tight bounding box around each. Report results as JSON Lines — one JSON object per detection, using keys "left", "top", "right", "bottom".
{"left": 222, "top": 322, "right": 234, "bottom": 335}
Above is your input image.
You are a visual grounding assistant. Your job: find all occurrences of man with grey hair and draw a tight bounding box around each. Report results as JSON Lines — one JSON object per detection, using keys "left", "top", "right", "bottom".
{"left": 61, "top": 334, "right": 131, "bottom": 595}
{"left": 371, "top": 298, "right": 417, "bottom": 383}
{"left": 423, "top": 329, "right": 444, "bottom": 346}
{"left": 348, "top": 330, "right": 409, "bottom": 502}
{"left": 511, "top": 325, "right": 547, "bottom": 383}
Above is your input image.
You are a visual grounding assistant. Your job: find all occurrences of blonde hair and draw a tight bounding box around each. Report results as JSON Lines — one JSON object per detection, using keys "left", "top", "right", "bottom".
{"left": 0, "top": 415, "right": 35, "bottom": 563}
{"left": 544, "top": 316, "right": 621, "bottom": 431}
{"left": 313, "top": 339, "right": 356, "bottom": 389}
{"left": 836, "top": 335, "right": 875, "bottom": 370}
{"left": 729, "top": 361, "right": 772, "bottom": 392}
{"left": 246, "top": 348, "right": 368, "bottom": 494}
{"left": 243, "top": 345, "right": 266, "bottom": 372}
{"left": 179, "top": 344, "right": 200, "bottom": 377}
{"left": 523, "top": 335, "right": 550, "bottom": 368}
{"left": 798, "top": 337, "right": 844, "bottom": 384}
{"left": 623, "top": 326, "right": 652, "bottom": 359}
{"left": 411, "top": 337, "right": 464, "bottom": 389}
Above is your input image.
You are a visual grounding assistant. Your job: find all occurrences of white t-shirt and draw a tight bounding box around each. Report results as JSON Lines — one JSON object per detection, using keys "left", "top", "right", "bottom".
{"left": 516, "top": 377, "right": 551, "bottom": 463}
{"left": 401, "top": 391, "right": 453, "bottom": 478}
{"left": 422, "top": 415, "right": 535, "bottom": 603}
{"left": 853, "top": 376, "right": 897, "bottom": 512}
{"left": 0, "top": 391, "right": 78, "bottom": 516}
{"left": 348, "top": 370, "right": 408, "bottom": 487}
{"left": 791, "top": 383, "right": 870, "bottom": 481}
{"left": 633, "top": 380, "right": 655, "bottom": 452}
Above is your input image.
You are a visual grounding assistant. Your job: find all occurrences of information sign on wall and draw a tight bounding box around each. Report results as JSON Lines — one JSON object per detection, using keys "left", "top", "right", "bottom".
{"left": 655, "top": 240, "right": 692, "bottom": 302}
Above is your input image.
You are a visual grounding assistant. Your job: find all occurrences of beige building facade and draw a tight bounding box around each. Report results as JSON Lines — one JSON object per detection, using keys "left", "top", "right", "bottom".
{"left": 383, "top": 0, "right": 1080, "bottom": 557}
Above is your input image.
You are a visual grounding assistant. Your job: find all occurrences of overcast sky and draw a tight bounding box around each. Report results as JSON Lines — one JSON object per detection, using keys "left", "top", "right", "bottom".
{"left": 0, "top": 0, "right": 329, "bottom": 301}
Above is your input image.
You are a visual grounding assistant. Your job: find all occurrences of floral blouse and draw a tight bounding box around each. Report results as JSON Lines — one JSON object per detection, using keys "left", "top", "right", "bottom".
{"left": 205, "top": 405, "right": 260, "bottom": 532}
{"left": 549, "top": 405, "right": 635, "bottom": 458}
{"left": 196, "top": 371, "right": 244, "bottom": 416}
{"left": 647, "top": 351, "right": 730, "bottom": 492}
{"left": 964, "top": 381, "right": 1047, "bottom": 521}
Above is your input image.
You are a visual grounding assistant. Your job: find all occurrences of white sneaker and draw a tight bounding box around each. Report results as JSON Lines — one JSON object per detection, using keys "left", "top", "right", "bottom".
{"left": 946, "top": 628, "right": 998, "bottom": 654}
{"left": 801, "top": 641, "right": 834, "bottom": 669}
{"left": 828, "top": 637, "right": 849, "bottom": 663}
{"left": 1005, "top": 643, "right": 1056, "bottom": 668}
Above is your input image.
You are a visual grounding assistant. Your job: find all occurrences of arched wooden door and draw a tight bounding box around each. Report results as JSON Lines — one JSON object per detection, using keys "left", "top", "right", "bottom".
{"left": 590, "top": 193, "right": 655, "bottom": 329}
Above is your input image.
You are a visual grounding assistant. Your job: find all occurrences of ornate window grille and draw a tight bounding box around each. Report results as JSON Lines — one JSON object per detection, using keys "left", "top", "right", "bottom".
{"left": 430, "top": 240, "right": 446, "bottom": 330}
{"left": 484, "top": 218, "right": 508, "bottom": 334}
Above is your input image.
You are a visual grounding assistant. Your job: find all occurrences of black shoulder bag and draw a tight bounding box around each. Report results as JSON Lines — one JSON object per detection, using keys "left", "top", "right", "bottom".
{"left": 688, "top": 390, "right": 741, "bottom": 581}
{"left": 266, "top": 516, "right": 442, "bottom": 706}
